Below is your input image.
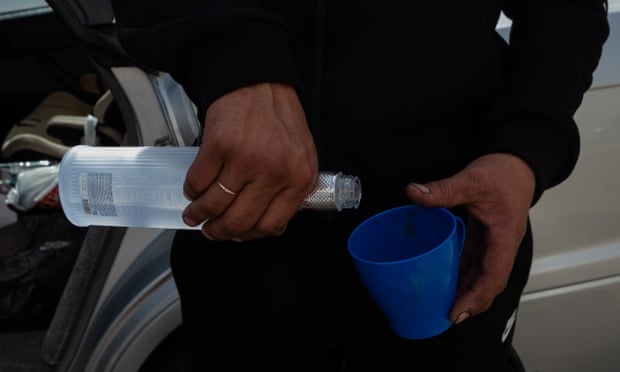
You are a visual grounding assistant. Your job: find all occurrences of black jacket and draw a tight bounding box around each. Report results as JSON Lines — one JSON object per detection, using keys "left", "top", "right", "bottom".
{"left": 111, "top": 1, "right": 608, "bottom": 207}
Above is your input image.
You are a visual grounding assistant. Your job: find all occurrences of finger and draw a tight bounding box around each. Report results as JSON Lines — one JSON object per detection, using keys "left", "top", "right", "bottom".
{"left": 181, "top": 175, "right": 242, "bottom": 227}
{"left": 449, "top": 271, "right": 508, "bottom": 324}
{"left": 453, "top": 243, "right": 483, "bottom": 313}
{"left": 449, "top": 227, "right": 517, "bottom": 323}
{"left": 182, "top": 143, "right": 222, "bottom": 201}
{"left": 201, "top": 181, "right": 280, "bottom": 240}
{"left": 405, "top": 171, "right": 479, "bottom": 209}
{"left": 455, "top": 220, "right": 484, "bottom": 296}
{"left": 233, "top": 188, "right": 303, "bottom": 241}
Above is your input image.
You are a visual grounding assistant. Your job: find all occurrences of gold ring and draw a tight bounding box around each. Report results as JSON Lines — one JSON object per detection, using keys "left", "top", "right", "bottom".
{"left": 216, "top": 180, "right": 238, "bottom": 196}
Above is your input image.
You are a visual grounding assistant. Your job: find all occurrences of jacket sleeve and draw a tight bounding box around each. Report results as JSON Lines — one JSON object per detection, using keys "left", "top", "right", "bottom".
{"left": 487, "top": 0, "right": 609, "bottom": 203}
{"left": 110, "top": 0, "right": 302, "bottom": 120}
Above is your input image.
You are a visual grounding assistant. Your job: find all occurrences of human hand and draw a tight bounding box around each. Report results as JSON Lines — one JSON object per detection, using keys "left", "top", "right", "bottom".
{"left": 405, "top": 153, "right": 535, "bottom": 324}
{"left": 182, "top": 82, "right": 318, "bottom": 241}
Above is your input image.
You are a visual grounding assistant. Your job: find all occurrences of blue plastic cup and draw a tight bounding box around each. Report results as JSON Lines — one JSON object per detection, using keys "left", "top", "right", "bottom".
{"left": 348, "top": 205, "right": 466, "bottom": 339}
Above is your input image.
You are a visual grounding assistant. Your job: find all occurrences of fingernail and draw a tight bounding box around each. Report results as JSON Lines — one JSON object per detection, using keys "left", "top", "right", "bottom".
{"left": 454, "top": 311, "right": 471, "bottom": 324}
{"left": 182, "top": 215, "right": 198, "bottom": 226}
{"left": 412, "top": 183, "right": 431, "bottom": 194}
{"left": 232, "top": 238, "right": 244, "bottom": 243}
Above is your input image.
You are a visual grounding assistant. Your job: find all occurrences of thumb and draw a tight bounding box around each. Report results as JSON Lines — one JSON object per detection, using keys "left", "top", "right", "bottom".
{"left": 405, "top": 174, "right": 472, "bottom": 208}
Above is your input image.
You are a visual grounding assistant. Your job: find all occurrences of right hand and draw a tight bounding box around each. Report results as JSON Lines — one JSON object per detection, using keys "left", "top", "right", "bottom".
{"left": 181, "top": 82, "right": 319, "bottom": 242}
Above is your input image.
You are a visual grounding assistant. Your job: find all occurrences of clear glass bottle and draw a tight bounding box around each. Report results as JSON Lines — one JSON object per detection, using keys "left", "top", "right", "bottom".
{"left": 58, "top": 145, "right": 361, "bottom": 229}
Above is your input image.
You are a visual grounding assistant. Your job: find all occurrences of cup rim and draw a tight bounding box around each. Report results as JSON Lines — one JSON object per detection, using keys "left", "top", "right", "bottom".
{"left": 347, "top": 204, "right": 458, "bottom": 265}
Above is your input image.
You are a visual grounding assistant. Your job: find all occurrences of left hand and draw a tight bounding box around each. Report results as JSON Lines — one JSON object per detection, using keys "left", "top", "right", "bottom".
{"left": 405, "top": 153, "right": 535, "bottom": 324}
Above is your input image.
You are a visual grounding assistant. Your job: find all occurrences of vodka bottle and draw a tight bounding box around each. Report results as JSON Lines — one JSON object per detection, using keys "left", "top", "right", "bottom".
{"left": 58, "top": 145, "right": 361, "bottom": 229}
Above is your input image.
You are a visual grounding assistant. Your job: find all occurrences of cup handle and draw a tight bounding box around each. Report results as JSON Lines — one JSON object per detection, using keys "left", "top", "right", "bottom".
{"left": 455, "top": 217, "right": 466, "bottom": 255}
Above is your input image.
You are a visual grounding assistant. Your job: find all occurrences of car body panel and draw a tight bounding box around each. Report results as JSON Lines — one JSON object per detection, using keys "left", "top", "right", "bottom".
{"left": 512, "top": 4, "right": 620, "bottom": 371}
{"left": 0, "top": 0, "right": 51, "bottom": 21}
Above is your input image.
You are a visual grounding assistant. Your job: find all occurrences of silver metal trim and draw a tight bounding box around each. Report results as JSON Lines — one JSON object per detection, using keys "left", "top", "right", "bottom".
{"left": 0, "top": 6, "right": 52, "bottom": 21}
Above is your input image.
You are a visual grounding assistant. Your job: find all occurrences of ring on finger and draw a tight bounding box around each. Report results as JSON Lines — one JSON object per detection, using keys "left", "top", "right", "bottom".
{"left": 216, "top": 180, "right": 239, "bottom": 196}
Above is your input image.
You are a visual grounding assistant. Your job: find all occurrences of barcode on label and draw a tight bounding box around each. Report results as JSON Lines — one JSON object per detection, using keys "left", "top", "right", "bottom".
{"left": 81, "top": 198, "right": 92, "bottom": 214}
{"left": 79, "top": 172, "right": 117, "bottom": 216}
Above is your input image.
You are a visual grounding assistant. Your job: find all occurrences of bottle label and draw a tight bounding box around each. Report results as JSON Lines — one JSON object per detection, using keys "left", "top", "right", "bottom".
{"left": 79, "top": 172, "right": 117, "bottom": 216}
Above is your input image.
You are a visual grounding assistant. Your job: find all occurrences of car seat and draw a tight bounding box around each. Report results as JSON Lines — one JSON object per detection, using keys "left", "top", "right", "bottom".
{"left": 1, "top": 89, "right": 123, "bottom": 161}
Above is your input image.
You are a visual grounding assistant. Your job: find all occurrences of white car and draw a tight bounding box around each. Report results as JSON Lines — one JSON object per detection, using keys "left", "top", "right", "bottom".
{"left": 0, "top": 1, "right": 618, "bottom": 371}
{"left": 509, "top": 3, "right": 620, "bottom": 371}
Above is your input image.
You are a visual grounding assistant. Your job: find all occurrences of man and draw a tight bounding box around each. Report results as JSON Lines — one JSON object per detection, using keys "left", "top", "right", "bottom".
{"left": 112, "top": 1, "right": 609, "bottom": 370}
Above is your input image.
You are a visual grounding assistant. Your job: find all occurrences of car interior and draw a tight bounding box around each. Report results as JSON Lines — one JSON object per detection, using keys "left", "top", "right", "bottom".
{"left": 0, "top": 3, "right": 130, "bottom": 371}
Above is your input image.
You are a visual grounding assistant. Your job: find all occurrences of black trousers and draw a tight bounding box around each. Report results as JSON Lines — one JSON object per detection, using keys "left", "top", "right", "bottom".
{"left": 171, "top": 210, "right": 532, "bottom": 372}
